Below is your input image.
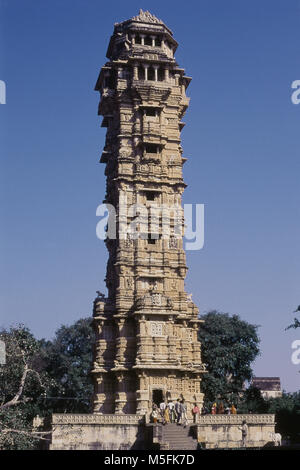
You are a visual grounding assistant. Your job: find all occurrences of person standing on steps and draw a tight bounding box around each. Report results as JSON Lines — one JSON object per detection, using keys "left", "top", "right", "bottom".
{"left": 181, "top": 399, "right": 188, "bottom": 428}
{"left": 175, "top": 398, "right": 181, "bottom": 425}
{"left": 151, "top": 407, "right": 158, "bottom": 424}
{"left": 164, "top": 405, "right": 170, "bottom": 425}
{"left": 192, "top": 403, "right": 200, "bottom": 423}
{"left": 168, "top": 400, "right": 176, "bottom": 423}
{"left": 160, "top": 400, "right": 166, "bottom": 425}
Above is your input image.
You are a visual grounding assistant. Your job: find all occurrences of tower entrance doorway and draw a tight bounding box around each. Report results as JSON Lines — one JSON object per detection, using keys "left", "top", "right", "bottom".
{"left": 152, "top": 389, "right": 164, "bottom": 407}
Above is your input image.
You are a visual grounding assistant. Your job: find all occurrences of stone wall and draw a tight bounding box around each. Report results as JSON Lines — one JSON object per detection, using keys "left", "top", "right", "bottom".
{"left": 196, "top": 414, "right": 275, "bottom": 449}
{"left": 50, "top": 414, "right": 146, "bottom": 450}
{"left": 50, "top": 413, "right": 276, "bottom": 450}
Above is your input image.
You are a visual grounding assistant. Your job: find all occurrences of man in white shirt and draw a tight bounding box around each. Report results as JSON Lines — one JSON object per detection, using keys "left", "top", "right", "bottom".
{"left": 168, "top": 400, "right": 175, "bottom": 423}
{"left": 159, "top": 401, "right": 166, "bottom": 423}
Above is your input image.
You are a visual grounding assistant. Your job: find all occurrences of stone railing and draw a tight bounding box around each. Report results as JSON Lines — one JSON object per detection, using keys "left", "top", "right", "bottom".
{"left": 133, "top": 79, "right": 172, "bottom": 89}
{"left": 197, "top": 414, "right": 275, "bottom": 425}
{"left": 143, "top": 152, "right": 161, "bottom": 163}
{"left": 52, "top": 414, "right": 145, "bottom": 425}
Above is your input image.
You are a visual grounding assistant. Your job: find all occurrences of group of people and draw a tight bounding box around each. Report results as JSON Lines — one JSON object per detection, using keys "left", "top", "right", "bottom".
{"left": 151, "top": 399, "right": 239, "bottom": 426}
{"left": 151, "top": 399, "right": 200, "bottom": 427}
{"left": 151, "top": 400, "right": 250, "bottom": 447}
{"left": 210, "top": 402, "right": 237, "bottom": 415}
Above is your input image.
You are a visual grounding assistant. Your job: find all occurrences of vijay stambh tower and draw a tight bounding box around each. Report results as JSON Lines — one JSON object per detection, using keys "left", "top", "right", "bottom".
{"left": 50, "top": 11, "right": 276, "bottom": 450}
{"left": 92, "top": 10, "right": 205, "bottom": 417}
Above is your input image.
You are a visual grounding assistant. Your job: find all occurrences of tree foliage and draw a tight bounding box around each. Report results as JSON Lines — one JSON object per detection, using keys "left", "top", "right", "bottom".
{"left": 0, "top": 318, "right": 95, "bottom": 449}
{"left": 41, "top": 317, "right": 95, "bottom": 413}
{"left": 267, "top": 392, "right": 300, "bottom": 442}
{"left": 286, "top": 305, "right": 300, "bottom": 330}
{"left": 238, "top": 389, "right": 300, "bottom": 442}
{"left": 0, "top": 325, "right": 51, "bottom": 449}
{"left": 238, "top": 386, "right": 268, "bottom": 414}
{"left": 198, "top": 311, "right": 260, "bottom": 407}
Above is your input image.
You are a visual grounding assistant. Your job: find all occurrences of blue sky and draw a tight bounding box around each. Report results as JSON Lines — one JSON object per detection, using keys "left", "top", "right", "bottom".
{"left": 0, "top": 0, "right": 299, "bottom": 392}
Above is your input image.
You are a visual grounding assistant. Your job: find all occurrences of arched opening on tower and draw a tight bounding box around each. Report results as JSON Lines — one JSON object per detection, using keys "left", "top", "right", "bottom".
{"left": 148, "top": 66, "right": 155, "bottom": 81}
{"left": 152, "top": 389, "right": 164, "bottom": 407}
{"left": 138, "top": 66, "right": 145, "bottom": 80}
{"left": 158, "top": 67, "right": 164, "bottom": 82}
{"left": 145, "top": 36, "right": 152, "bottom": 46}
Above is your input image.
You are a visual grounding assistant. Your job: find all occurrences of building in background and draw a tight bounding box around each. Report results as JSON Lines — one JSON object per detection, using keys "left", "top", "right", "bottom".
{"left": 251, "top": 377, "right": 282, "bottom": 399}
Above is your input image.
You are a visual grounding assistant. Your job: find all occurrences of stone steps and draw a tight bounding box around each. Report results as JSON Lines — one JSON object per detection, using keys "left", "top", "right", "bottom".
{"left": 161, "top": 424, "right": 198, "bottom": 450}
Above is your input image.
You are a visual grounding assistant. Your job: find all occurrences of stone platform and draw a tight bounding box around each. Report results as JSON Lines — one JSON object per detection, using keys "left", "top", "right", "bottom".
{"left": 50, "top": 414, "right": 146, "bottom": 450}
{"left": 49, "top": 413, "right": 275, "bottom": 450}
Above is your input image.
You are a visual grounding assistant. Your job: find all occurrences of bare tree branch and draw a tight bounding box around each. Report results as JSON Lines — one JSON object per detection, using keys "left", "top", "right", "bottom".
{"left": 0, "top": 363, "right": 29, "bottom": 410}
{"left": 0, "top": 355, "right": 46, "bottom": 410}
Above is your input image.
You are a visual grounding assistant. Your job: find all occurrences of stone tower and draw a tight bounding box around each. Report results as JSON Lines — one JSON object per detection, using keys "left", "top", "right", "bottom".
{"left": 92, "top": 10, "right": 205, "bottom": 417}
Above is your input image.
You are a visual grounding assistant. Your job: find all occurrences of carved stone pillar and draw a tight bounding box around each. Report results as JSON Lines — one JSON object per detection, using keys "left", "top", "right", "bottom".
{"left": 115, "top": 372, "right": 126, "bottom": 414}
{"left": 115, "top": 318, "right": 126, "bottom": 365}
{"left": 136, "top": 371, "right": 149, "bottom": 415}
{"left": 93, "top": 373, "right": 104, "bottom": 413}
{"left": 136, "top": 316, "right": 148, "bottom": 363}
{"left": 164, "top": 67, "right": 169, "bottom": 82}
{"left": 193, "top": 374, "right": 204, "bottom": 412}
{"left": 144, "top": 64, "right": 149, "bottom": 81}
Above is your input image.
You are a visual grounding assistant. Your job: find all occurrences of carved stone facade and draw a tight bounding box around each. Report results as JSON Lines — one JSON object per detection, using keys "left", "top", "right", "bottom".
{"left": 92, "top": 9, "right": 205, "bottom": 417}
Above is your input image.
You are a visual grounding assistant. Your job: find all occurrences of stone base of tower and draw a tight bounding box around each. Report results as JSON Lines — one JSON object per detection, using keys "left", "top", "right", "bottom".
{"left": 49, "top": 414, "right": 147, "bottom": 450}
{"left": 92, "top": 364, "right": 205, "bottom": 418}
{"left": 48, "top": 413, "right": 275, "bottom": 450}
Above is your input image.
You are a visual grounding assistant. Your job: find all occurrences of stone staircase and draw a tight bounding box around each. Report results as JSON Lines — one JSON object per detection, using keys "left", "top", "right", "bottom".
{"left": 160, "top": 423, "right": 198, "bottom": 450}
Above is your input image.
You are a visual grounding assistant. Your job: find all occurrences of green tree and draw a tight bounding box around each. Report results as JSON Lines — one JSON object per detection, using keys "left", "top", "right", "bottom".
{"left": 42, "top": 317, "right": 95, "bottom": 413}
{"left": 198, "top": 311, "right": 260, "bottom": 408}
{"left": 267, "top": 392, "right": 300, "bottom": 443}
{"left": 0, "top": 325, "right": 51, "bottom": 450}
{"left": 238, "top": 386, "right": 268, "bottom": 414}
{"left": 0, "top": 318, "right": 95, "bottom": 449}
{"left": 286, "top": 305, "right": 300, "bottom": 330}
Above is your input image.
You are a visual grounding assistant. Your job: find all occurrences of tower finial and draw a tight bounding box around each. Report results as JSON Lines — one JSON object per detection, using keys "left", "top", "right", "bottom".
{"left": 132, "top": 9, "right": 163, "bottom": 24}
